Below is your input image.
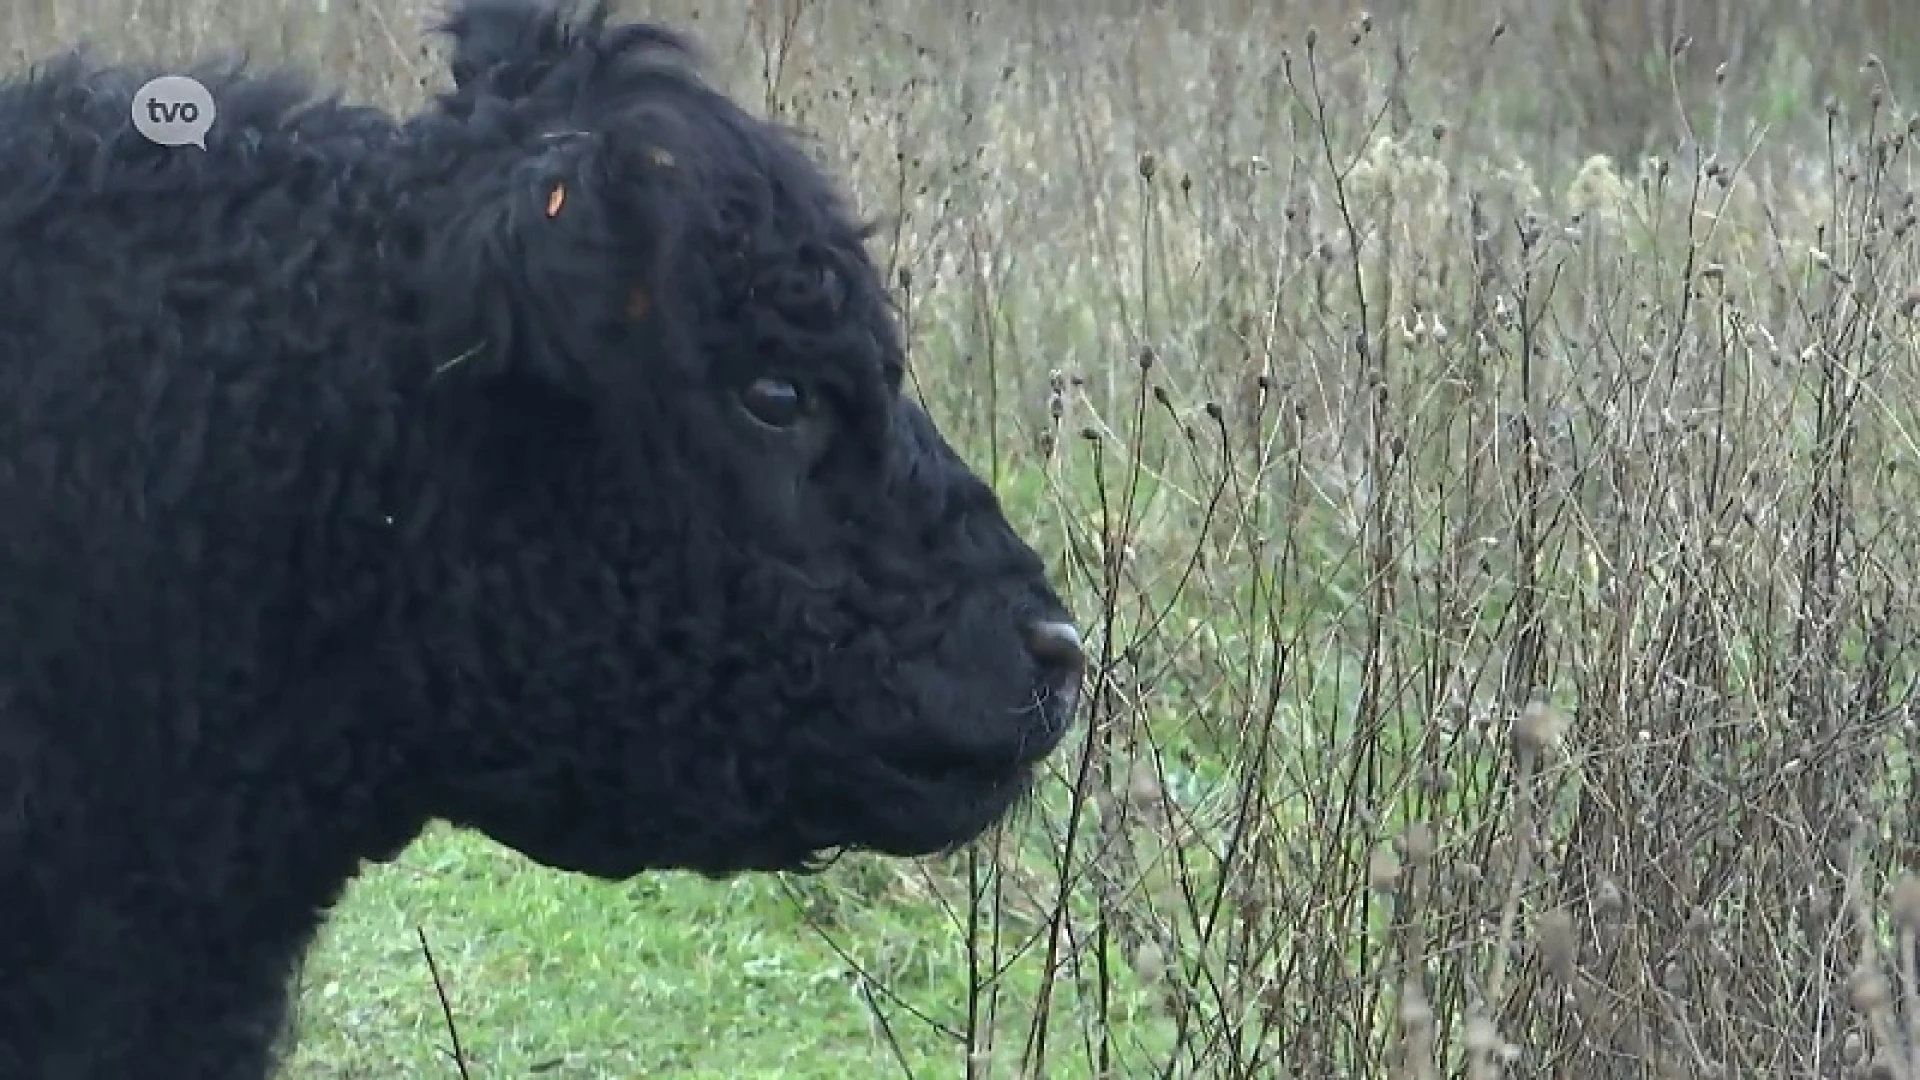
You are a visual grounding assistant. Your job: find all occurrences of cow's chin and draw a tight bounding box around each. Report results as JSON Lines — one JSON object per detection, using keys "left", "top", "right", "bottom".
{"left": 857, "top": 761, "right": 1042, "bottom": 859}
{"left": 665, "top": 752, "right": 1050, "bottom": 879}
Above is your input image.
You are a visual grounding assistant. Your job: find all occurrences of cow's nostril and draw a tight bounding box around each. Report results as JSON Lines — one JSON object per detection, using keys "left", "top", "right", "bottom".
{"left": 1022, "top": 619, "right": 1085, "bottom": 697}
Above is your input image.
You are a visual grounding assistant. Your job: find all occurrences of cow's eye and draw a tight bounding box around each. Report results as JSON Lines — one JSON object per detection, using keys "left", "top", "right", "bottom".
{"left": 740, "top": 377, "right": 805, "bottom": 429}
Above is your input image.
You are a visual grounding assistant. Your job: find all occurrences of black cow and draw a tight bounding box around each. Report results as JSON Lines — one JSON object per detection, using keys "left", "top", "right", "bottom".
{"left": 0, "top": 0, "right": 1082, "bottom": 1074}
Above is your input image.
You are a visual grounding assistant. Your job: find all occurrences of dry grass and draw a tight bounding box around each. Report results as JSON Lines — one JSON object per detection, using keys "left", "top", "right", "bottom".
{"left": 18, "top": 0, "right": 1920, "bottom": 1076}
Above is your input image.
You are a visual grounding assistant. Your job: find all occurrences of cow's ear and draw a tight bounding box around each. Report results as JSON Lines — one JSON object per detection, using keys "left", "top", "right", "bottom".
{"left": 437, "top": 0, "right": 612, "bottom": 94}
{"left": 418, "top": 130, "right": 681, "bottom": 395}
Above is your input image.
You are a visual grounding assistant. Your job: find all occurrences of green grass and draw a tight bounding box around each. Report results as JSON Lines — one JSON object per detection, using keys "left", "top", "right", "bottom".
{"left": 287, "top": 811, "right": 1188, "bottom": 1078}
{"left": 289, "top": 827, "right": 953, "bottom": 1078}
{"left": 26, "top": 0, "right": 1920, "bottom": 1075}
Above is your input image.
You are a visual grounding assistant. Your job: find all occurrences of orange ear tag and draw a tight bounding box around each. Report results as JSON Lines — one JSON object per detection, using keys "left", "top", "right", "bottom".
{"left": 545, "top": 184, "right": 566, "bottom": 218}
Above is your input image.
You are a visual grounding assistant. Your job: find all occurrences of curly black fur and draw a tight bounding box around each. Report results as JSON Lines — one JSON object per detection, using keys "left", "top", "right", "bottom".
{"left": 0, "top": 0, "right": 1082, "bottom": 1074}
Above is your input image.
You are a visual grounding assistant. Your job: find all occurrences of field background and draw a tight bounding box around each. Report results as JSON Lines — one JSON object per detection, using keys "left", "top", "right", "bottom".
{"left": 14, "top": 0, "right": 1920, "bottom": 1076}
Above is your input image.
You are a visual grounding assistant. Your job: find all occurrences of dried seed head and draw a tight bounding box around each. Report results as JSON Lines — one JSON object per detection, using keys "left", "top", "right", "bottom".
{"left": 1399, "top": 822, "right": 1436, "bottom": 866}
{"left": 1397, "top": 980, "right": 1432, "bottom": 1031}
{"left": 1137, "top": 152, "right": 1157, "bottom": 181}
{"left": 1843, "top": 1030, "right": 1867, "bottom": 1066}
{"left": 1368, "top": 846, "right": 1403, "bottom": 892}
{"left": 1125, "top": 760, "right": 1162, "bottom": 806}
{"left": 1569, "top": 980, "right": 1610, "bottom": 1033}
{"left": 1463, "top": 1013, "right": 1499, "bottom": 1054}
{"left": 1685, "top": 906, "right": 1712, "bottom": 938}
{"left": 1850, "top": 964, "right": 1892, "bottom": 1013}
{"left": 1660, "top": 960, "right": 1689, "bottom": 995}
{"left": 1892, "top": 874, "right": 1920, "bottom": 929}
{"left": 1513, "top": 701, "right": 1568, "bottom": 755}
{"left": 1137, "top": 345, "right": 1156, "bottom": 370}
{"left": 1131, "top": 939, "right": 1166, "bottom": 982}
{"left": 1535, "top": 907, "right": 1578, "bottom": 983}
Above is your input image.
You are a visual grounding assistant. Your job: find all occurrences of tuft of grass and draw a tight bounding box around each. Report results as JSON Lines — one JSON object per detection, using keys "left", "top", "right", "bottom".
{"left": 20, "top": 0, "right": 1920, "bottom": 1076}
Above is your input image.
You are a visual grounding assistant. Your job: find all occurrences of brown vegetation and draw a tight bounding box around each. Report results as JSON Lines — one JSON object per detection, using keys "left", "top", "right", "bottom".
{"left": 15, "top": 0, "right": 1920, "bottom": 1075}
